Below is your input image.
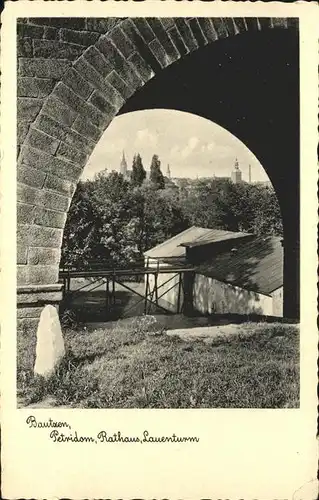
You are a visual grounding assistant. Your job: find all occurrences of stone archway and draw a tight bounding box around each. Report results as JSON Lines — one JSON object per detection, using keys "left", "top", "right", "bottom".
{"left": 17, "top": 17, "right": 298, "bottom": 330}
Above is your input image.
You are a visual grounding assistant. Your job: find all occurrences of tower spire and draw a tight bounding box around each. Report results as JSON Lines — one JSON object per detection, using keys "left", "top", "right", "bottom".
{"left": 120, "top": 150, "right": 128, "bottom": 176}
{"left": 166, "top": 163, "right": 171, "bottom": 179}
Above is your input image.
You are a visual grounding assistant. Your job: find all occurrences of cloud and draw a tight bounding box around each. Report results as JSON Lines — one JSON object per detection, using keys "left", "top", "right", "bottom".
{"left": 180, "top": 136, "right": 200, "bottom": 159}
{"left": 83, "top": 109, "right": 266, "bottom": 181}
{"left": 169, "top": 145, "right": 180, "bottom": 157}
{"left": 214, "top": 145, "right": 233, "bottom": 159}
{"left": 135, "top": 128, "right": 158, "bottom": 148}
{"left": 201, "top": 142, "right": 233, "bottom": 159}
{"left": 189, "top": 136, "right": 199, "bottom": 150}
{"left": 201, "top": 141, "right": 216, "bottom": 153}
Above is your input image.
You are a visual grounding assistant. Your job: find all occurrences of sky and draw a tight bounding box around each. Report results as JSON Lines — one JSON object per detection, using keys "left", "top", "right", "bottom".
{"left": 82, "top": 109, "right": 270, "bottom": 183}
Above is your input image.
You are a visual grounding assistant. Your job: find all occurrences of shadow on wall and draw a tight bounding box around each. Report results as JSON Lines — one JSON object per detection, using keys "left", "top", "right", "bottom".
{"left": 193, "top": 276, "right": 266, "bottom": 317}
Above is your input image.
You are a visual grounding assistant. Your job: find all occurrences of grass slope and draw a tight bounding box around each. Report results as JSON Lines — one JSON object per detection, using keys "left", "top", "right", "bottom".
{"left": 17, "top": 317, "right": 299, "bottom": 409}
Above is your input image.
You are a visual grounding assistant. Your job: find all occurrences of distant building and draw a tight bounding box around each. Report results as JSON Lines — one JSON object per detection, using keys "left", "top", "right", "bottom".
{"left": 144, "top": 227, "right": 283, "bottom": 317}
{"left": 254, "top": 180, "right": 273, "bottom": 188}
{"left": 231, "top": 158, "right": 242, "bottom": 184}
{"left": 172, "top": 178, "right": 188, "bottom": 187}
{"left": 164, "top": 178, "right": 179, "bottom": 192}
{"left": 212, "top": 174, "right": 231, "bottom": 182}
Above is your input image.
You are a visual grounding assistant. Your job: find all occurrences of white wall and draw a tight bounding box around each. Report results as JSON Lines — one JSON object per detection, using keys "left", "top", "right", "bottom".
{"left": 144, "top": 260, "right": 283, "bottom": 317}
{"left": 193, "top": 274, "right": 276, "bottom": 317}
{"left": 271, "top": 286, "right": 283, "bottom": 317}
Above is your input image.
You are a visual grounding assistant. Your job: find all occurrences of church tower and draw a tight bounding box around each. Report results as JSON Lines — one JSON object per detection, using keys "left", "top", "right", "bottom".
{"left": 166, "top": 164, "right": 171, "bottom": 179}
{"left": 231, "top": 158, "right": 242, "bottom": 184}
{"left": 120, "top": 151, "right": 128, "bottom": 176}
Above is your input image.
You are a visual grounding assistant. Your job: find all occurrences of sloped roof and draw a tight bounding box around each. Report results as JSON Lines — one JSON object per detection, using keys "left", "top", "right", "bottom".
{"left": 197, "top": 236, "right": 283, "bottom": 295}
{"left": 180, "top": 229, "right": 252, "bottom": 248}
{"left": 144, "top": 226, "right": 251, "bottom": 259}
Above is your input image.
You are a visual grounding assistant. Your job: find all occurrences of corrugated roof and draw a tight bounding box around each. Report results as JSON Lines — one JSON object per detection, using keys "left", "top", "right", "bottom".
{"left": 197, "top": 236, "right": 283, "bottom": 295}
{"left": 144, "top": 226, "right": 250, "bottom": 259}
{"left": 180, "top": 229, "right": 252, "bottom": 248}
{"left": 144, "top": 227, "right": 208, "bottom": 258}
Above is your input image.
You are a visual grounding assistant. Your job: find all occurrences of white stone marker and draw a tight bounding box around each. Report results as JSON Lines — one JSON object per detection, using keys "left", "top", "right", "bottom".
{"left": 34, "top": 305, "right": 65, "bottom": 378}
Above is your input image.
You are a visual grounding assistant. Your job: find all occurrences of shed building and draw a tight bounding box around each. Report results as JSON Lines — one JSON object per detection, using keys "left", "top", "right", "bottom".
{"left": 144, "top": 227, "right": 283, "bottom": 317}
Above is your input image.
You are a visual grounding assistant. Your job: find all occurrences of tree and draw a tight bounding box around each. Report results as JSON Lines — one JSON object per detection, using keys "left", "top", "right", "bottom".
{"left": 129, "top": 184, "right": 189, "bottom": 252}
{"left": 149, "top": 154, "right": 165, "bottom": 189}
{"left": 181, "top": 178, "right": 229, "bottom": 229}
{"left": 92, "top": 171, "right": 140, "bottom": 266}
{"left": 179, "top": 178, "right": 283, "bottom": 237}
{"left": 94, "top": 170, "right": 130, "bottom": 202}
{"left": 131, "top": 153, "right": 146, "bottom": 187}
{"left": 247, "top": 184, "right": 283, "bottom": 236}
{"left": 60, "top": 181, "right": 103, "bottom": 269}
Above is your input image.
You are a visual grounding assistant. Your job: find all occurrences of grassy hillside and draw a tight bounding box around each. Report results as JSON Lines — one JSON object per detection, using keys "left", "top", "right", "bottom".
{"left": 17, "top": 317, "right": 299, "bottom": 409}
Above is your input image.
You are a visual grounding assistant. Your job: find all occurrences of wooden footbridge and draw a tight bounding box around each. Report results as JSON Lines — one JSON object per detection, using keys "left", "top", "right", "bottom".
{"left": 59, "top": 257, "right": 196, "bottom": 316}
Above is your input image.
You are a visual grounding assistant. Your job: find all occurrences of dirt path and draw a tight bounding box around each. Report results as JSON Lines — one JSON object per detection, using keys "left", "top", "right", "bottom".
{"left": 166, "top": 323, "right": 245, "bottom": 343}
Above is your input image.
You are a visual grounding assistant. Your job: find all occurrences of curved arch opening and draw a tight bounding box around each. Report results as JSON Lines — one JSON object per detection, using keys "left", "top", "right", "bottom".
{"left": 61, "top": 108, "right": 284, "bottom": 322}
